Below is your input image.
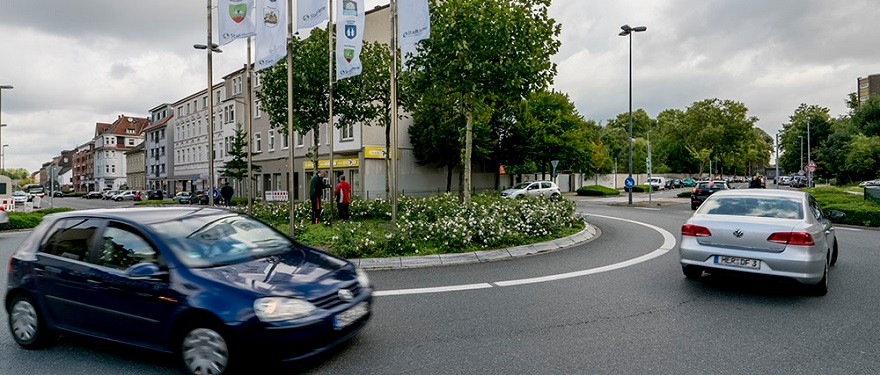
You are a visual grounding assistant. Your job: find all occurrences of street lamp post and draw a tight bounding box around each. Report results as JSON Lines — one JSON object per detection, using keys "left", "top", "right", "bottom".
{"left": 194, "top": 0, "right": 222, "bottom": 206}
{"left": 798, "top": 135, "right": 803, "bottom": 173}
{"left": 0, "top": 123, "right": 6, "bottom": 171}
{"left": 619, "top": 24, "right": 646, "bottom": 205}
{"left": 775, "top": 133, "right": 780, "bottom": 189}
{"left": 0, "top": 85, "right": 12, "bottom": 172}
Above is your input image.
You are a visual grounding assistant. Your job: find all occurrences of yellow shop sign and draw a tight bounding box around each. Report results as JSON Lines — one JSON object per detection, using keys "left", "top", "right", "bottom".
{"left": 364, "top": 146, "right": 398, "bottom": 159}
{"left": 303, "top": 158, "right": 359, "bottom": 169}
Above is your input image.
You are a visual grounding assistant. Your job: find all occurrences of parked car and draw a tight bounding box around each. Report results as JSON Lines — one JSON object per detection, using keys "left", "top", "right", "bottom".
{"left": 189, "top": 191, "right": 210, "bottom": 205}
{"left": 114, "top": 190, "right": 138, "bottom": 201}
{"left": 145, "top": 190, "right": 164, "bottom": 200}
{"left": 858, "top": 179, "right": 880, "bottom": 188}
{"left": 84, "top": 191, "right": 104, "bottom": 199}
{"left": 4, "top": 207, "right": 372, "bottom": 374}
{"left": 681, "top": 178, "right": 696, "bottom": 187}
{"left": 12, "top": 191, "right": 31, "bottom": 204}
{"left": 500, "top": 181, "right": 561, "bottom": 199}
{"left": 672, "top": 179, "right": 683, "bottom": 189}
{"left": 679, "top": 189, "right": 843, "bottom": 295}
{"left": 102, "top": 190, "right": 119, "bottom": 200}
{"left": 172, "top": 191, "right": 192, "bottom": 204}
{"left": 51, "top": 191, "right": 64, "bottom": 198}
{"left": 646, "top": 177, "right": 667, "bottom": 190}
{"left": 690, "top": 180, "right": 729, "bottom": 210}
{"left": 779, "top": 176, "right": 792, "bottom": 186}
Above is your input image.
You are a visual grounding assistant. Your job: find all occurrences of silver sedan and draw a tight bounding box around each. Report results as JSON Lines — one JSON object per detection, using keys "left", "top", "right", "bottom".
{"left": 678, "top": 189, "right": 843, "bottom": 295}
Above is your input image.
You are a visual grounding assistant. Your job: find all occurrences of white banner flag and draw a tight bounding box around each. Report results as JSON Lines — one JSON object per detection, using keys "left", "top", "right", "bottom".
{"left": 254, "top": 0, "right": 287, "bottom": 72}
{"left": 398, "top": 0, "right": 430, "bottom": 46}
{"left": 297, "top": 0, "right": 329, "bottom": 30}
{"left": 336, "top": 0, "right": 365, "bottom": 80}
{"left": 218, "top": 0, "right": 256, "bottom": 45}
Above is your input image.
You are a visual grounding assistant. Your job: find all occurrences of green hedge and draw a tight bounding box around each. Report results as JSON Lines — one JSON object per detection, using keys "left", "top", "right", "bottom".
{"left": 7, "top": 208, "right": 75, "bottom": 230}
{"left": 576, "top": 185, "right": 620, "bottom": 196}
{"left": 806, "top": 187, "right": 880, "bottom": 227}
{"left": 677, "top": 191, "right": 692, "bottom": 198}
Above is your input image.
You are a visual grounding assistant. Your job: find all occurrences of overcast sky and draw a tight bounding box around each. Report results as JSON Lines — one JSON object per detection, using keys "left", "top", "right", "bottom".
{"left": 0, "top": 0, "right": 877, "bottom": 173}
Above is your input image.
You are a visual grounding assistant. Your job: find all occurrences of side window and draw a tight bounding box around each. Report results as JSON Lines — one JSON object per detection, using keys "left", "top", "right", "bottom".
{"left": 528, "top": 183, "right": 537, "bottom": 190}
{"left": 39, "top": 218, "right": 101, "bottom": 262}
{"left": 808, "top": 196, "right": 825, "bottom": 221}
{"left": 94, "top": 223, "right": 157, "bottom": 270}
{"left": 541, "top": 182, "right": 552, "bottom": 189}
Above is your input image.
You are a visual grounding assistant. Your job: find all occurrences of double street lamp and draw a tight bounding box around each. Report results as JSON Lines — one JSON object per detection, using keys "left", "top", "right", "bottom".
{"left": 0, "top": 85, "right": 12, "bottom": 173}
{"left": 619, "top": 24, "right": 646, "bottom": 205}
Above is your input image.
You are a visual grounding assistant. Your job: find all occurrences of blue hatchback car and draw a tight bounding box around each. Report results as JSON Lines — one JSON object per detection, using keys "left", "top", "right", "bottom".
{"left": 5, "top": 207, "right": 372, "bottom": 374}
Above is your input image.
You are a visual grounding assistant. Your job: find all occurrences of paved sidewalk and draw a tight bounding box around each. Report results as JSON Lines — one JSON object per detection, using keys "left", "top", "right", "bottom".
{"left": 350, "top": 221, "right": 601, "bottom": 270}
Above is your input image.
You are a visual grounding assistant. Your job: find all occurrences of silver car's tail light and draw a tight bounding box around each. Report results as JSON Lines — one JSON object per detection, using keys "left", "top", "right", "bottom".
{"left": 681, "top": 224, "right": 712, "bottom": 237}
{"left": 767, "top": 232, "right": 815, "bottom": 246}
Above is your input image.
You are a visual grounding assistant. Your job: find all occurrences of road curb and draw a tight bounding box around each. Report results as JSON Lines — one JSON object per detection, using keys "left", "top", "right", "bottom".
{"left": 353, "top": 219, "right": 601, "bottom": 270}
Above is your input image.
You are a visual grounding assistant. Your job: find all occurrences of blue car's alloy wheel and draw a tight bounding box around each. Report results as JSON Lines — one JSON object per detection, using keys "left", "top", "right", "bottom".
{"left": 181, "top": 327, "right": 229, "bottom": 375}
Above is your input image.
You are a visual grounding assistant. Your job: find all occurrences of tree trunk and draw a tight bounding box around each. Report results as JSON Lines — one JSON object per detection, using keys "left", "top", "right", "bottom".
{"left": 446, "top": 164, "right": 453, "bottom": 192}
{"left": 462, "top": 103, "right": 473, "bottom": 204}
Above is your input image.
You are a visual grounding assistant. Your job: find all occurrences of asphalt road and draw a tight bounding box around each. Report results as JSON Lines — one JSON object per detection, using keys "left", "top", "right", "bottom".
{"left": 2, "top": 190, "right": 880, "bottom": 374}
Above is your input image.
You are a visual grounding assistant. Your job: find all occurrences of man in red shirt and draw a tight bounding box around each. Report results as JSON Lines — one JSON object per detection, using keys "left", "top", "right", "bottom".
{"left": 334, "top": 175, "right": 351, "bottom": 220}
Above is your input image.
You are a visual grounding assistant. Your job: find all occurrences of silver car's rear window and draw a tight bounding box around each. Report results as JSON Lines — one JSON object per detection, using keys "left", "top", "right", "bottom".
{"left": 700, "top": 197, "right": 804, "bottom": 219}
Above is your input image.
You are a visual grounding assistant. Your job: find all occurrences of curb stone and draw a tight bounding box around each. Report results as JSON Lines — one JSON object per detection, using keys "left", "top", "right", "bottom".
{"left": 354, "top": 220, "right": 601, "bottom": 270}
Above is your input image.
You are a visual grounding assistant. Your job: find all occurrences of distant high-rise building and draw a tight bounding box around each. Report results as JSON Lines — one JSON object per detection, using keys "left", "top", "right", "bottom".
{"left": 857, "top": 74, "right": 880, "bottom": 103}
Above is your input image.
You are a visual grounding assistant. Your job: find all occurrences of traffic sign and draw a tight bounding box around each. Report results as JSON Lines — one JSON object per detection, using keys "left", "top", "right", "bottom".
{"left": 624, "top": 177, "right": 635, "bottom": 189}
{"left": 806, "top": 165, "right": 816, "bottom": 173}
{"left": 808, "top": 160, "right": 817, "bottom": 168}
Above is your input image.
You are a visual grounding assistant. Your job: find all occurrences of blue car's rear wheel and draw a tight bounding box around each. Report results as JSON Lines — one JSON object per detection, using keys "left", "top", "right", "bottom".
{"left": 8, "top": 295, "right": 55, "bottom": 349}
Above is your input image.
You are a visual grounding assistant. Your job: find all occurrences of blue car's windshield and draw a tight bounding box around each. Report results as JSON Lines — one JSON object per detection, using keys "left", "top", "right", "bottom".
{"left": 150, "top": 214, "right": 292, "bottom": 268}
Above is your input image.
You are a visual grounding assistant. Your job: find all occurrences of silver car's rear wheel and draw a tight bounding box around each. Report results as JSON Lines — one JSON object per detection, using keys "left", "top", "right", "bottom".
{"left": 181, "top": 327, "right": 229, "bottom": 375}
{"left": 807, "top": 260, "right": 829, "bottom": 296}
{"left": 682, "top": 265, "right": 703, "bottom": 280}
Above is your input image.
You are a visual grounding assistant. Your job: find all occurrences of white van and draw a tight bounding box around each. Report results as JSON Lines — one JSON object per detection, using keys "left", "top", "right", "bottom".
{"left": 0, "top": 175, "right": 12, "bottom": 228}
{"left": 646, "top": 177, "right": 667, "bottom": 190}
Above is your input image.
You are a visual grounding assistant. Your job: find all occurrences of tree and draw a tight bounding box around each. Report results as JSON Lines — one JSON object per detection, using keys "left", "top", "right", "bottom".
{"left": 844, "top": 134, "right": 880, "bottom": 180}
{"left": 779, "top": 104, "right": 832, "bottom": 175}
{"left": 406, "top": 0, "right": 560, "bottom": 203}
{"left": 220, "top": 123, "right": 262, "bottom": 195}
{"left": 0, "top": 167, "right": 29, "bottom": 180}
{"left": 258, "top": 27, "right": 333, "bottom": 170}
{"left": 852, "top": 95, "right": 880, "bottom": 137}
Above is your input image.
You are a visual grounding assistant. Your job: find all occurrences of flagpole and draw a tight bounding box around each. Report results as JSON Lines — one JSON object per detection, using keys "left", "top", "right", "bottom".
{"left": 327, "top": 0, "right": 335, "bottom": 225}
{"left": 287, "top": 0, "right": 296, "bottom": 237}
{"left": 207, "top": 0, "right": 216, "bottom": 206}
{"left": 390, "top": 0, "right": 399, "bottom": 221}
{"left": 246, "top": 37, "right": 254, "bottom": 213}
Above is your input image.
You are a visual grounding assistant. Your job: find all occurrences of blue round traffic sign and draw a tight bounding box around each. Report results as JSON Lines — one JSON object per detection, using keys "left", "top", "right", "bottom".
{"left": 624, "top": 177, "right": 635, "bottom": 189}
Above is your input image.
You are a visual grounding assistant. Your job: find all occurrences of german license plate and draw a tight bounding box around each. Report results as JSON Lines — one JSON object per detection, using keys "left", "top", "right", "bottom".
{"left": 714, "top": 255, "right": 760, "bottom": 269}
{"left": 334, "top": 302, "right": 369, "bottom": 330}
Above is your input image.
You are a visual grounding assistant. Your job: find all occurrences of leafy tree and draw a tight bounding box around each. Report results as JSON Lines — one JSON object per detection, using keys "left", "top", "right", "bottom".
{"left": 852, "top": 95, "right": 880, "bottom": 137}
{"left": 220, "top": 123, "right": 262, "bottom": 194}
{"left": 779, "top": 104, "right": 832, "bottom": 175}
{"left": 605, "top": 109, "right": 656, "bottom": 140}
{"left": 406, "top": 0, "right": 560, "bottom": 203}
{"left": 844, "top": 135, "right": 880, "bottom": 180}
{"left": 0, "top": 167, "right": 29, "bottom": 180}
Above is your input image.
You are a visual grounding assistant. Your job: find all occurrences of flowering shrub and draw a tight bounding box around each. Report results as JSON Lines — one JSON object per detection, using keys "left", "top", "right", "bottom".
{"left": 248, "top": 193, "right": 583, "bottom": 258}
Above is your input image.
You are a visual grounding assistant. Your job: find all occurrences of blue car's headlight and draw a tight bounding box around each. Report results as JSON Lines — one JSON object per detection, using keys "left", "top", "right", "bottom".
{"left": 356, "top": 268, "right": 370, "bottom": 288}
{"left": 253, "top": 297, "right": 317, "bottom": 322}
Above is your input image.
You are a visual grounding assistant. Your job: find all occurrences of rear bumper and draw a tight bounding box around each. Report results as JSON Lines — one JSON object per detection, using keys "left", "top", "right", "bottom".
{"left": 679, "top": 238, "right": 827, "bottom": 284}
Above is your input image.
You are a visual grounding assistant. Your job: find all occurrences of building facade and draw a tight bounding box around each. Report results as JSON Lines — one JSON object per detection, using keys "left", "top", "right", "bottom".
{"left": 857, "top": 74, "right": 880, "bottom": 104}
{"left": 72, "top": 141, "right": 95, "bottom": 192}
{"left": 125, "top": 143, "right": 146, "bottom": 190}
{"left": 93, "top": 115, "right": 147, "bottom": 190}
{"left": 145, "top": 104, "right": 174, "bottom": 194}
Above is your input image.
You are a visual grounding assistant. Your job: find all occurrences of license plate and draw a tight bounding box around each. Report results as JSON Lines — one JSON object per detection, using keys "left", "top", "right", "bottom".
{"left": 334, "top": 302, "right": 369, "bottom": 330}
{"left": 714, "top": 255, "right": 760, "bottom": 269}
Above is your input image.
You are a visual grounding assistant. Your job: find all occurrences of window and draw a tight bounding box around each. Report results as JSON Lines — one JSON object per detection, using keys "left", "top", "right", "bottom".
{"left": 282, "top": 131, "right": 289, "bottom": 149}
{"left": 341, "top": 122, "right": 354, "bottom": 141}
{"left": 39, "top": 218, "right": 101, "bottom": 262}
{"left": 127, "top": 139, "right": 135, "bottom": 146}
{"left": 253, "top": 71, "right": 261, "bottom": 87}
{"left": 268, "top": 129, "right": 275, "bottom": 151}
{"left": 186, "top": 103, "right": 191, "bottom": 115}
{"left": 254, "top": 100, "right": 261, "bottom": 118}
{"left": 233, "top": 76, "right": 242, "bottom": 94}
{"left": 95, "top": 224, "right": 157, "bottom": 270}
{"left": 296, "top": 131, "right": 304, "bottom": 147}
{"left": 254, "top": 132, "right": 262, "bottom": 152}
{"left": 203, "top": 96, "right": 208, "bottom": 108}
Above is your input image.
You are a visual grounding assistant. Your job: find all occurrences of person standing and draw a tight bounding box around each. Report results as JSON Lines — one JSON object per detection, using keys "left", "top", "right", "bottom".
{"left": 309, "top": 171, "right": 328, "bottom": 224}
{"left": 220, "top": 182, "right": 234, "bottom": 207}
{"left": 334, "top": 175, "right": 351, "bottom": 220}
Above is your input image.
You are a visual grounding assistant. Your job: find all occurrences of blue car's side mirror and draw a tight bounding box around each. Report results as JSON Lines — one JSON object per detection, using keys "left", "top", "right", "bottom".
{"left": 126, "top": 263, "right": 166, "bottom": 279}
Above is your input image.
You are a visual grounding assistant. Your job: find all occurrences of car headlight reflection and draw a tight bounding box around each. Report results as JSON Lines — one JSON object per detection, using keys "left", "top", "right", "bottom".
{"left": 356, "top": 268, "right": 370, "bottom": 288}
{"left": 253, "top": 297, "right": 317, "bottom": 322}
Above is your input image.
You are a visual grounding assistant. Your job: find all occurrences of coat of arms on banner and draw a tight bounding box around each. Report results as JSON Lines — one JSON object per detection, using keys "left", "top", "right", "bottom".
{"left": 263, "top": 8, "right": 279, "bottom": 27}
{"left": 345, "top": 24, "right": 357, "bottom": 39}
{"left": 343, "top": 0, "right": 358, "bottom": 16}
{"left": 229, "top": 2, "right": 248, "bottom": 23}
{"left": 344, "top": 48, "right": 355, "bottom": 63}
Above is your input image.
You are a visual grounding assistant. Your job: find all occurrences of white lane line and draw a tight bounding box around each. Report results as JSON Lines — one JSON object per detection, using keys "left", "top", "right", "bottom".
{"left": 836, "top": 227, "right": 863, "bottom": 232}
{"left": 375, "top": 214, "right": 677, "bottom": 295}
{"left": 636, "top": 207, "right": 661, "bottom": 211}
{"left": 373, "top": 283, "right": 493, "bottom": 297}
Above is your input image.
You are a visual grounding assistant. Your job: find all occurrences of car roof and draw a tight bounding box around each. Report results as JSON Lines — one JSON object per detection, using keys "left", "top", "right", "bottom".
{"left": 47, "top": 207, "right": 236, "bottom": 226}
{"left": 710, "top": 189, "right": 807, "bottom": 199}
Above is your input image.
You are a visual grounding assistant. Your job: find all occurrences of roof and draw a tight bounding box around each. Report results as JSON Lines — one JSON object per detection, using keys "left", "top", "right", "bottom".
{"left": 142, "top": 114, "right": 173, "bottom": 132}
{"left": 94, "top": 115, "right": 148, "bottom": 138}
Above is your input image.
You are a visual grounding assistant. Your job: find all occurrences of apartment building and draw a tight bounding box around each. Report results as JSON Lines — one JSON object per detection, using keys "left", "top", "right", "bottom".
{"left": 857, "top": 74, "right": 880, "bottom": 104}
{"left": 72, "top": 141, "right": 94, "bottom": 192}
{"left": 145, "top": 104, "right": 174, "bottom": 193}
{"left": 125, "top": 143, "right": 146, "bottom": 190}
{"left": 93, "top": 115, "right": 148, "bottom": 190}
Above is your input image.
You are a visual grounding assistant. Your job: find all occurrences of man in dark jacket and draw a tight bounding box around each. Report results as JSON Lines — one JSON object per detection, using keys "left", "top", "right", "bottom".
{"left": 220, "top": 183, "right": 234, "bottom": 207}
{"left": 309, "top": 171, "right": 328, "bottom": 224}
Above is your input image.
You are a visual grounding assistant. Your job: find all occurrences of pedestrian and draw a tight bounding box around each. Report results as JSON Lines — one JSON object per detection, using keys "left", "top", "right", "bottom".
{"left": 309, "top": 171, "right": 328, "bottom": 224}
{"left": 220, "top": 182, "right": 234, "bottom": 208}
{"left": 334, "top": 175, "right": 351, "bottom": 220}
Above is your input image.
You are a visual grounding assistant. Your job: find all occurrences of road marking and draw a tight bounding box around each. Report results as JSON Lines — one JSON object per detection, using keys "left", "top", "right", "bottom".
{"left": 375, "top": 214, "right": 677, "bottom": 296}
{"left": 836, "top": 227, "right": 863, "bottom": 232}
{"left": 636, "top": 207, "right": 661, "bottom": 211}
